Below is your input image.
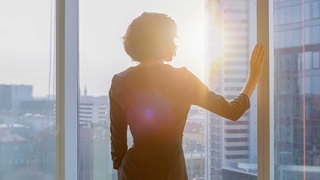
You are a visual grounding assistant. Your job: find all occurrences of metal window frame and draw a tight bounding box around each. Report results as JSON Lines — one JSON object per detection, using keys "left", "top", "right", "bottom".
{"left": 56, "top": 0, "right": 79, "bottom": 179}
{"left": 257, "top": 0, "right": 274, "bottom": 180}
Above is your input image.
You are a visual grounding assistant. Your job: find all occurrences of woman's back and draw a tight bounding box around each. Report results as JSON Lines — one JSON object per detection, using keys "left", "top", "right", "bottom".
{"left": 110, "top": 64, "right": 194, "bottom": 179}
{"left": 109, "top": 64, "right": 251, "bottom": 179}
{"left": 112, "top": 64, "right": 193, "bottom": 144}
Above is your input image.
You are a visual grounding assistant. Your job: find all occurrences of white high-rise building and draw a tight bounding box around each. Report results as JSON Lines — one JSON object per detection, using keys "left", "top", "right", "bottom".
{"left": 79, "top": 87, "right": 108, "bottom": 127}
{"left": 205, "top": 0, "right": 257, "bottom": 179}
{"left": 78, "top": 87, "right": 114, "bottom": 180}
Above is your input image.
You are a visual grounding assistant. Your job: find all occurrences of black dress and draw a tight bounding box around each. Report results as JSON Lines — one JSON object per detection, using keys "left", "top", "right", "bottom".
{"left": 109, "top": 64, "right": 250, "bottom": 180}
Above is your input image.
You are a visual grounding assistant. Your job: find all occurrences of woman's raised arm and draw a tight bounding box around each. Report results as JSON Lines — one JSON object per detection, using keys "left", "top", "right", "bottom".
{"left": 241, "top": 44, "right": 265, "bottom": 98}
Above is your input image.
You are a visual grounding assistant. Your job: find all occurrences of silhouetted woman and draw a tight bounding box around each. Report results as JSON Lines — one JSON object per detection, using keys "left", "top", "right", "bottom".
{"left": 109, "top": 12, "right": 264, "bottom": 180}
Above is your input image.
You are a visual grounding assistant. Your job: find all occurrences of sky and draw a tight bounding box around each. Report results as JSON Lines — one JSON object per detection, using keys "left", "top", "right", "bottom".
{"left": 0, "top": 0, "right": 205, "bottom": 97}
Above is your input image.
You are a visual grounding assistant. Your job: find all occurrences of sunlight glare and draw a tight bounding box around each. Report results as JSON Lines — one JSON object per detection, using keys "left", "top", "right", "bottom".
{"left": 210, "top": 27, "right": 224, "bottom": 62}
{"left": 175, "top": 11, "right": 205, "bottom": 60}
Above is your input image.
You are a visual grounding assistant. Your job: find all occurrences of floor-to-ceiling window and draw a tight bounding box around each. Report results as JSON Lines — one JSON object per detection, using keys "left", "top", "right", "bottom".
{"left": 0, "top": 0, "right": 56, "bottom": 179}
{"left": 273, "top": 0, "right": 320, "bottom": 179}
{"left": 206, "top": 0, "right": 258, "bottom": 179}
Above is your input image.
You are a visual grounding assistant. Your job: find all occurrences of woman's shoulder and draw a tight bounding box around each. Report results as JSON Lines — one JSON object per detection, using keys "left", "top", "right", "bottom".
{"left": 166, "top": 65, "right": 193, "bottom": 78}
{"left": 161, "top": 64, "right": 190, "bottom": 75}
{"left": 114, "top": 67, "right": 135, "bottom": 78}
{"left": 112, "top": 64, "right": 192, "bottom": 82}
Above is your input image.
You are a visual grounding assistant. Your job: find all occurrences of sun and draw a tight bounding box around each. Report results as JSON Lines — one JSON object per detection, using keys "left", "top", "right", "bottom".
{"left": 175, "top": 12, "right": 205, "bottom": 60}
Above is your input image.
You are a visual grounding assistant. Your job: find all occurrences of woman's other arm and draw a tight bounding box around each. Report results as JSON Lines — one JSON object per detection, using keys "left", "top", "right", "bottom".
{"left": 109, "top": 76, "right": 128, "bottom": 170}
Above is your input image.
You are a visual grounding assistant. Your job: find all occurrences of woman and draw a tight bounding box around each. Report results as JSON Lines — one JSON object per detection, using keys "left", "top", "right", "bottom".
{"left": 109, "top": 12, "right": 264, "bottom": 180}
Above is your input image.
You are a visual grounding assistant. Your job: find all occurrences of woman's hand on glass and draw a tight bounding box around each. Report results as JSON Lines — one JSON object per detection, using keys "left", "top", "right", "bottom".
{"left": 249, "top": 43, "right": 265, "bottom": 82}
{"left": 241, "top": 43, "right": 265, "bottom": 98}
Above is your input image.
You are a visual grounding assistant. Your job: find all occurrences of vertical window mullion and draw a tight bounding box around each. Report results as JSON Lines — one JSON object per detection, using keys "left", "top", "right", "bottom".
{"left": 56, "top": 0, "right": 79, "bottom": 180}
{"left": 257, "top": 0, "right": 274, "bottom": 180}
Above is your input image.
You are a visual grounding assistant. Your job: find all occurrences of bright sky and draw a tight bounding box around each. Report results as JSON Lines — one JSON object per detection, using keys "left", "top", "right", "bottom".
{"left": 0, "top": 0, "right": 205, "bottom": 97}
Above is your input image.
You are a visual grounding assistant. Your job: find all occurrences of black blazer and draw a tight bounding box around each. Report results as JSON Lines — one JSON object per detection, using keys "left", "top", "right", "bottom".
{"left": 109, "top": 64, "right": 250, "bottom": 180}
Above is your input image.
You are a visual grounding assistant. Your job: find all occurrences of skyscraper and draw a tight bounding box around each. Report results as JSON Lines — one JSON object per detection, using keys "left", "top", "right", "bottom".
{"left": 273, "top": 0, "right": 320, "bottom": 179}
{"left": 78, "top": 89, "right": 114, "bottom": 180}
{"left": 205, "top": 0, "right": 257, "bottom": 179}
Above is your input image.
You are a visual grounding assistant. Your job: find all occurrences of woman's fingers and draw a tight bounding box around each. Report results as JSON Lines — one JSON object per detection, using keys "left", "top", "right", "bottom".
{"left": 254, "top": 44, "right": 264, "bottom": 64}
{"left": 249, "top": 43, "right": 265, "bottom": 80}
{"left": 251, "top": 44, "right": 259, "bottom": 61}
{"left": 260, "top": 49, "right": 265, "bottom": 64}
{"left": 258, "top": 46, "right": 264, "bottom": 64}
{"left": 253, "top": 44, "right": 263, "bottom": 63}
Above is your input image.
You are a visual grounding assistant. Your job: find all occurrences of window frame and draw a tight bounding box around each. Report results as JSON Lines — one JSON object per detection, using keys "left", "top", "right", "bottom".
{"left": 56, "top": 0, "right": 79, "bottom": 179}
{"left": 257, "top": 0, "right": 273, "bottom": 180}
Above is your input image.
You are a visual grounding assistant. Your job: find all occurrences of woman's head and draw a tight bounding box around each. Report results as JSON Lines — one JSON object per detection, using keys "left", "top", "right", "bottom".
{"left": 123, "top": 12, "right": 177, "bottom": 62}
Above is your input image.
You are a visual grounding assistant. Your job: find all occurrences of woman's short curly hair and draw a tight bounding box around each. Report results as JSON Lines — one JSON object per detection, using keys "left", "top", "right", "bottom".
{"left": 123, "top": 12, "right": 177, "bottom": 62}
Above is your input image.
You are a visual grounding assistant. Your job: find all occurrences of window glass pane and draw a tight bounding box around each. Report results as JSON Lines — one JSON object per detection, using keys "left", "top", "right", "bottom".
{"left": 207, "top": 0, "right": 257, "bottom": 179}
{"left": 79, "top": 1, "right": 206, "bottom": 179}
{"left": 279, "top": 8, "right": 285, "bottom": 24}
{"left": 293, "top": 29, "right": 301, "bottom": 47}
{"left": 274, "top": 1, "right": 320, "bottom": 179}
{"left": 287, "top": 30, "right": 293, "bottom": 47}
{"left": 305, "top": 2, "right": 312, "bottom": 20}
{"left": 313, "top": 52, "right": 320, "bottom": 69}
{"left": 312, "top": 26, "right": 320, "bottom": 44}
{"left": 312, "top": 76, "right": 320, "bottom": 94}
{"left": 287, "top": 6, "right": 294, "bottom": 24}
{"left": 312, "top": 1, "right": 319, "bottom": 19}
{"left": 305, "top": 27, "right": 312, "bottom": 45}
{"left": 293, "top": 5, "right": 301, "bottom": 23}
{"left": 274, "top": 9, "right": 279, "bottom": 25}
{"left": 306, "top": 52, "right": 312, "bottom": 70}
{"left": 0, "top": 1, "right": 56, "bottom": 179}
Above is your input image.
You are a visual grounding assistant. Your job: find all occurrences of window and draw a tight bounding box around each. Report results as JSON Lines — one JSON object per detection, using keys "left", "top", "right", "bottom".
{"left": 273, "top": 0, "right": 320, "bottom": 179}
{"left": 225, "top": 146, "right": 249, "bottom": 151}
{"left": 312, "top": 1, "right": 319, "bottom": 19}
{"left": 0, "top": 0, "right": 56, "bottom": 179}
{"left": 313, "top": 52, "right": 320, "bottom": 69}
{"left": 207, "top": 1, "right": 258, "bottom": 179}
{"left": 305, "top": 2, "right": 312, "bottom": 20}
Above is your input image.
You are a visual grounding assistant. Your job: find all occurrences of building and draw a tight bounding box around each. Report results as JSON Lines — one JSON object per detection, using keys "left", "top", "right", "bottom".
{"left": 273, "top": 0, "right": 320, "bottom": 179}
{"left": 205, "top": 0, "right": 257, "bottom": 179}
{"left": 20, "top": 99, "right": 55, "bottom": 115}
{"left": 0, "top": 84, "right": 57, "bottom": 180}
{"left": 0, "top": 84, "right": 33, "bottom": 113}
{"left": 184, "top": 106, "right": 206, "bottom": 179}
{"left": 78, "top": 88, "right": 114, "bottom": 180}
{"left": 222, "top": 167, "right": 257, "bottom": 180}
{"left": 79, "top": 87, "right": 108, "bottom": 127}
{"left": 0, "top": 128, "right": 32, "bottom": 179}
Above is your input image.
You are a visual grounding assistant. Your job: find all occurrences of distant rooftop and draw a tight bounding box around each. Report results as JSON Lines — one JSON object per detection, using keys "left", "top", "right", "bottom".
{"left": 0, "top": 129, "right": 27, "bottom": 143}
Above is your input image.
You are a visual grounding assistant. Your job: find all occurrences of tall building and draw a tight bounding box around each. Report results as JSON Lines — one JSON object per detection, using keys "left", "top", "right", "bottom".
{"left": 273, "top": 0, "right": 320, "bottom": 179}
{"left": 79, "top": 88, "right": 108, "bottom": 127}
{"left": 0, "top": 85, "right": 33, "bottom": 112}
{"left": 78, "top": 88, "right": 114, "bottom": 180}
{"left": 184, "top": 106, "right": 206, "bottom": 179}
{"left": 205, "top": 0, "right": 257, "bottom": 179}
